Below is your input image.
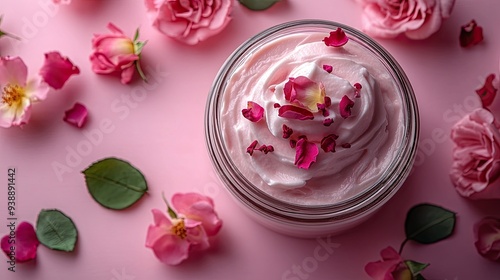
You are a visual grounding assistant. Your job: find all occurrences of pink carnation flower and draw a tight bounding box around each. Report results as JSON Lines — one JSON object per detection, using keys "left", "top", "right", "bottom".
{"left": 145, "top": 193, "right": 222, "bottom": 265}
{"left": 144, "top": 0, "right": 233, "bottom": 45}
{"left": 354, "top": 0, "right": 455, "bottom": 39}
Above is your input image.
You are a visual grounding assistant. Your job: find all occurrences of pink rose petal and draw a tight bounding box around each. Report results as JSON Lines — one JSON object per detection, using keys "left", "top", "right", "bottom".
{"left": 323, "top": 118, "right": 334, "bottom": 126}
{"left": 40, "top": 51, "right": 80, "bottom": 90}
{"left": 460, "top": 19, "right": 484, "bottom": 48}
{"left": 294, "top": 137, "right": 319, "bottom": 169}
{"left": 278, "top": 105, "right": 314, "bottom": 120}
{"left": 257, "top": 145, "right": 274, "bottom": 154}
{"left": 246, "top": 140, "right": 259, "bottom": 156}
{"left": 1, "top": 222, "right": 39, "bottom": 263}
{"left": 474, "top": 217, "right": 500, "bottom": 262}
{"left": 321, "top": 134, "right": 338, "bottom": 153}
{"left": 323, "top": 64, "right": 333, "bottom": 73}
{"left": 476, "top": 74, "right": 497, "bottom": 108}
{"left": 323, "top": 28, "right": 348, "bottom": 47}
{"left": 63, "top": 102, "right": 88, "bottom": 128}
{"left": 365, "top": 246, "right": 413, "bottom": 280}
{"left": 284, "top": 76, "right": 326, "bottom": 111}
{"left": 282, "top": 124, "right": 293, "bottom": 139}
{"left": 354, "top": 83, "right": 362, "bottom": 98}
{"left": 171, "top": 193, "right": 222, "bottom": 237}
{"left": 339, "top": 95, "right": 355, "bottom": 119}
{"left": 242, "top": 101, "right": 264, "bottom": 122}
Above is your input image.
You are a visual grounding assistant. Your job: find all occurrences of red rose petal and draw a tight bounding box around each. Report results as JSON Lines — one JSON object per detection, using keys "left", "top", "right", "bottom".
{"left": 476, "top": 74, "right": 497, "bottom": 108}
{"left": 242, "top": 101, "right": 264, "bottom": 122}
{"left": 257, "top": 145, "right": 274, "bottom": 154}
{"left": 294, "top": 137, "right": 319, "bottom": 169}
{"left": 354, "top": 83, "right": 362, "bottom": 98}
{"left": 273, "top": 103, "right": 281, "bottom": 108}
{"left": 339, "top": 95, "right": 355, "bottom": 119}
{"left": 341, "top": 143, "right": 351, "bottom": 148}
{"left": 246, "top": 140, "right": 259, "bottom": 156}
{"left": 321, "top": 134, "right": 338, "bottom": 153}
{"left": 278, "top": 105, "right": 314, "bottom": 120}
{"left": 323, "top": 28, "right": 348, "bottom": 47}
{"left": 63, "top": 102, "right": 88, "bottom": 128}
{"left": 323, "top": 118, "right": 334, "bottom": 126}
{"left": 40, "top": 51, "right": 80, "bottom": 90}
{"left": 1, "top": 222, "right": 39, "bottom": 263}
{"left": 282, "top": 124, "right": 293, "bottom": 139}
{"left": 460, "top": 20, "right": 484, "bottom": 48}
{"left": 323, "top": 64, "right": 333, "bottom": 73}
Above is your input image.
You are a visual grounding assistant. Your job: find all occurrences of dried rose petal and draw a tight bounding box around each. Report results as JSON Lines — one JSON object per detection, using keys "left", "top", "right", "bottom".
{"left": 40, "top": 51, "right": 80, "bottom": 90}
{"left": 323, "top": 28, "right": 348, "bottom": 47}
{"left": 282, "top": 124, "right": 293, "bottom": 139}
{"left": 246, "top": 140, "right": 259, "bottom": 156}
{"left": 321, "top": 134, "right": 338, "bottom": 153}
{"left": 242, "top": 101, "right": 264, "bottom": 122}
{"left": 294, "top": 137, "right": 319, "bottom": 169}
{"left": 324, "top": 96, "right": 332, "bottom": 107}
{"left": 323, "top": 64, "right": 333, "bottom": 73}
{"left": 63, "top": 102, "right": 88, "bottom": 128}
{"left": 323, "top": 118, "right": 334, "bottom": 126}
{"left": 258, "top": 145, "right": 274, "bottom": 154}
{"left": 284, "top": 76, "right": 326, "bottom": 111}
{"left": 278, "top": 105, "right": 314, "bottom": 120}
{"left": 289, "top": 139, "right": 297, "bottom": 148}
{"left": 1, "top": 222, "right": 39, "bottom": 263}
{"left": 339, "top": 95, "right": 355, "bottom": 119}
{"left": 460, "top": 20, "right": 484, "bottom": 48}
{"left": 273, "top": 103, "right": 281, "bottom": 108}
{"left": 354, "top": 83, "right": 362, "bottom": 98}
{"left": 317, "top": 103, "right": 330, "bottom": 117}
{"left": 341, "top": 143, "right": 351, "bottom": 148}
{"left": 476, "top": 74, "right": 498, "bottom": 108}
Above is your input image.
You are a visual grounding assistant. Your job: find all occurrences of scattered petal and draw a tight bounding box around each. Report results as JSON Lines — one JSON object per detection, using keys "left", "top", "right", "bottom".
{"left": 242, "top": 101, "right": 264, "bottom": 122}
{"left": 317, "top": 103, "right": 330, "bottom": 117}
{"left": 1, "top": 222, "right": 39, "bottom": 263}
{"left": 323, "top": 64, "right": 333, "bottom": 73}
{"left": 460, "top": 20, "right": 484, "bottom": 48}
{"left": 476, "top": 74, "right": 497, "bottom": 108}
{"left": 354, "top": 83, "right": 362, "bottom": 98}
{"left": 324, "top": 96, "right": 332, "bottom": 107}
{"left": 257, "top": 145, "right": 274, "bottom": 154}
{"left": 63, "top": 102, "right": 88, "bottom": 128}
{"left": 323, "top": 118, "right": 334, "bottom": 126}
{"left": 474, "top": 217, "right": 500, "bottom": 262}
{"left": 289, "top": 139, "right": 297, "bottom": 148}
{"left": 341, "top": 143, "right": 351, "bottom": 148}
{"left": 339, "top": 95, "right": 355, "bottom": 119}
{"left": 323, "top": 28, "right": 348, "bottom": 47}
{"left": 40, "top": 52, "right": 80, "bottom": 90}
{"left": 282, "top": 124, "right": 293, "bottom": 139}
{"left": 246, "top": 140, "right": 259, "bottom": 156}
{"left": 321, "top": 134, "right": 338, "bottom": 153}
{"left": 284, "top": 76, "right": 326, "bottom": 111}
{"left": 278, "top": 105, "right": 314, "bottom": 120}
{"left": 294, "top": 137, "right": 319, "bottom": 169}
{"left": 273, "top": 103, "right": 281, "bottom": 108}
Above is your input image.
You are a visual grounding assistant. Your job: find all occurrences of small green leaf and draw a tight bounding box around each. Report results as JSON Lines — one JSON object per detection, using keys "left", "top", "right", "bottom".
{"left": 238, "top": 0, "right": 280, "bottom": 11}
{"left": 133, "top": 28, "right": 140, "bottom": 42}
{"left": 82, "top": 157, "right": 148, "bottom": 210}
{"left": 162, "top": 192, "right": 177, "bottom": 219}
{"left": 404, "top": 203, "right": 456, "bottom": 244}
{"left": 405, "top": 260, "right": 429, "bottom": 277}
{"left": 36, "top": 209, "right": 78, "bottom": 252}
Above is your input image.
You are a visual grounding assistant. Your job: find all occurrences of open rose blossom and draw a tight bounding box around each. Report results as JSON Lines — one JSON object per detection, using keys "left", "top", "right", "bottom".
{"left": 1, "top": 222, "right": 40, "bottom": 263}
{"left": 474, "top": 217, "right": 500, "bottom": 262}
{"left": 354, "top": 0, "right": 455, "bottom": 39}
{"left": 0, "top": 56, "right": 50, "bottom": 128}
{"left": 450, "top": 108, "right": 500, "bottom": 200}
{"left": 144, "top": 0, "right": 233, "bottom": 45}
{"left": 145, "top": 192, "right": 222, "bottom": 265}
{"left": 90, "top": 23, "right": 147, "bottom": 84}
{"left": 365, "top": 246, "right": 413, "bottom": 280}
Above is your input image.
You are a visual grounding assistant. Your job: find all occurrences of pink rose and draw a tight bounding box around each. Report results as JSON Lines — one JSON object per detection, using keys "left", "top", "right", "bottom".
{"left": 474, "top": 217, "right": 500, "bottom": 262}
{"left": 144, "top": 0, "right": 233, "bottom": 45}
{"left": 145, "top": 192, "right": 222, "bottom": 265}
{"left": 354, "top": 0, "right": 455, "bottom": 39}
{"left": 450, "top": 108, "right": 500, "bottom": 199}
{"left": 365, "top": 246, "right": 412, "bottom": 280}
{"left": 90, "top": 23, "right": 147, "bottom": 84}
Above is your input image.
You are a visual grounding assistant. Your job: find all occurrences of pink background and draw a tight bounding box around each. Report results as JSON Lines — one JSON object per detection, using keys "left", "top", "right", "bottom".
{"left": 1, "top": 0, "right": 499, "bottom": 279}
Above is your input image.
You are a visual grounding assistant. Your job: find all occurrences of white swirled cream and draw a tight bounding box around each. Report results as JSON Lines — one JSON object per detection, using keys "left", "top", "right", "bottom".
{"left": 220, "top": 32, "right": 404, "bottom": 205}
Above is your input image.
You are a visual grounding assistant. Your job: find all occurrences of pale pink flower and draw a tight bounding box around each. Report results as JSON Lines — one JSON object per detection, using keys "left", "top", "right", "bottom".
{"left": 474, "top": 217, "right": 500, "bottom": 262}
{"left": 354, "top": 0, "right": 455, "bottom": 39}
{"left": 365, "top": 246, "right": 412, "bottom": 280}
{"left": 1, "top": 222, "right": 39, "bottom": 263}
{"left": 0, "top": 56, "right": 49, "bottom": 128}
{"left": 40, "top": 51, "right": 80, "bottom": 90}
{"left": 450, "top": 108, "right": 500, "bottom": 199}
{"left": 144, "top": 0, "right": 233, "bottom": 45}
{"left": 90, "top": 23, "right": 146, "bottom": 84}
{"left": 145, "top": 193, "right": 222, "bottom": 265}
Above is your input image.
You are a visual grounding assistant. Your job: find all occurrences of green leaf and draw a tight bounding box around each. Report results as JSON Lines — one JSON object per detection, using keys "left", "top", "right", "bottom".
{"left": 162, "top": 192, "right": 177, "bottom": 219}
{"left": 36, "top": 209, "right": 78, "bottom": 252}
{"left": 404, "top": 203, "right": 456, "bottom": 244}
{"left": 82, "top": 157, "right": 148, "bottom": 210}
{"left": 405, "top": 260, "right": 429, "bottom": 277}
{"left": 133, "top": 28, "right": 140, "bottom": 42}
{"left": 238, "top": 0, "right": 280, "bottom": 11}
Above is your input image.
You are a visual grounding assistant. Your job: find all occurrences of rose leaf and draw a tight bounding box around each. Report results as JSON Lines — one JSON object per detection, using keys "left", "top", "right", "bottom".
{"left": 404, "top": 203, "right": 456, "bottom": 244}
{"left": 238, "top": 0, "right": 280, "bottom": 11}
{"left": 36, "top": 209, "right": 78, "bottom": 252}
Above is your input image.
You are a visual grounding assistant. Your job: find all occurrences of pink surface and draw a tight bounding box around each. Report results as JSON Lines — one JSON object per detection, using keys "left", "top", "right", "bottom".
{"left": 0, "top": 0, "right": 499, "bottom": 279}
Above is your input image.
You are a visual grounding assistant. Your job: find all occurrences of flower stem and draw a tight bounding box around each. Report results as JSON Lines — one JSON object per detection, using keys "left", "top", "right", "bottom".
{"left": 399, "top": 238, "right": 409, "bottom": 255}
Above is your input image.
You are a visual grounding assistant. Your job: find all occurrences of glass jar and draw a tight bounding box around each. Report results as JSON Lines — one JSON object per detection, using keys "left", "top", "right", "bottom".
{"left": 205, "top": 20, "right": 419, "bottom": 238}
